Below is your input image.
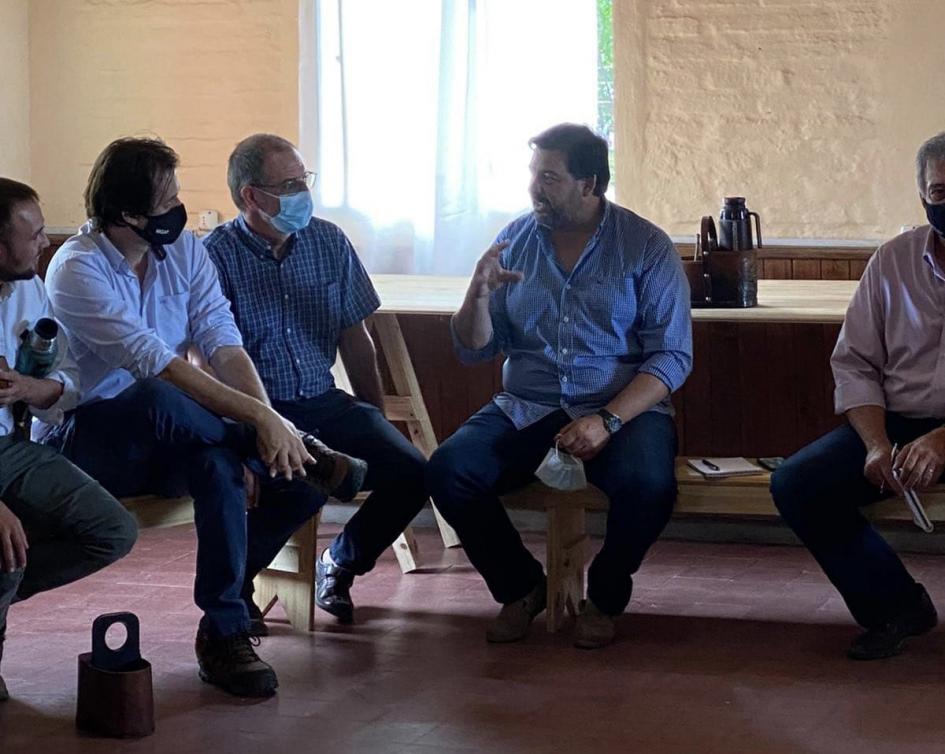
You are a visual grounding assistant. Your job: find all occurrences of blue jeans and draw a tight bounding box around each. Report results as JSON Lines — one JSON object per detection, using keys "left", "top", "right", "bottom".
{"left": 273, "top": 389, "right": 428, "bottom": 574}
{"left": 771, "top": 414, "right": 942, "bottom": 628}
{"left": 45, "top": 379, "right": 323, "bottom": 638}
{"left": 426, "top": 403, "right": 678, "bottom": 615}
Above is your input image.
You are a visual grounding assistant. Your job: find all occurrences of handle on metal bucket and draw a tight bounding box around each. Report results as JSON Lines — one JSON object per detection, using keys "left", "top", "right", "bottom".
{"left": 91, "top": 612, "right": 143, "bottom": 671}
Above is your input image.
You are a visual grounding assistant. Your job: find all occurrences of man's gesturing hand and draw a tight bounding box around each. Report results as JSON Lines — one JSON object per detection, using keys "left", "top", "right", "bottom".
{"left": 470, "top": 242, "right": 522, "bottom": 299}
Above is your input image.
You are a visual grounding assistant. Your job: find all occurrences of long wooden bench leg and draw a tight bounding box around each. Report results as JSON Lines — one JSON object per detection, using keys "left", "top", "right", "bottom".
{"left": 545, "top": 506, "right": 587, "bottom": 633}
{"left": 431, "top": 504, "right": 461, "bottom": 548}
{"left": 253, "top": 511, "right": 320, "bottom": 632}
{"left": 371, "top": 313, "right": 462, "bottom": 550}
{"left": 392, "top": 529, "right": 420, "bottom": 573}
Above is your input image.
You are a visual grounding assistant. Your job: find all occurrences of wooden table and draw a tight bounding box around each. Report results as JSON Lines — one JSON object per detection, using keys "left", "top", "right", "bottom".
{"left": 360, "top": 276, "right": 860, "bottom": 547}
{"left": 363, "top": 278, "right": 859, "bottom": 463}
{"left": 370, "top": 276, "right": 858, "bottom": 323}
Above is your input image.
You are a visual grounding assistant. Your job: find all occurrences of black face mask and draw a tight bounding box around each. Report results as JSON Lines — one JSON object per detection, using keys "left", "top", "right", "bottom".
{"left": 130, "top": 203, "right": 188, "bottom": 251}
{"left": 923, "top": 199, "right": 945, "bottom": 239}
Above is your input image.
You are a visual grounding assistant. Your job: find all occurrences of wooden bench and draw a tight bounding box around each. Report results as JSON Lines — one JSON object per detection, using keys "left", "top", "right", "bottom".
{"left": 499, "top": 460, "right": 945, "bottom": 632}
{"left": 122, "top": 459, "right": 945, "bottom": 635}
{"left": 117, "top": 493, "right": 392, "bottom": 633}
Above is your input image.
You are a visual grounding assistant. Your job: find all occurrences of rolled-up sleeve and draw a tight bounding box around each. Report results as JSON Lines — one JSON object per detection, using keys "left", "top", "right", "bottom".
{"left": 28, "top": 283, "right": 81, "bottom": 425}
{"left": 186, "top": 236, "right": 243, "bottom": 359}
{"left": 46, "top": 256, "right": 176, "bottom": 380}
{"left": 832, "top": 256, "right": 886, "bottom": 413}
{"left": 635, "top": 232, "right": 693, "bottom": 392}
{"left": 449, "top": 298, "right": 507, "bottom": 363}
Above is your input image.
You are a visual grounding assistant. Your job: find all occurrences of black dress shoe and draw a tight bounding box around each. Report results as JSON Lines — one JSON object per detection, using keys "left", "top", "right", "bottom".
{"left": 315, "top": 554, "right": 355, "bottom": 624}
{"left": 299, "top": 433, "right": 368, "bottom": 502}
{"left": 245, "top": 597, "right": 269, "bottom": 638}
{"left": 848, "top": 584, "right": 938, "bottom": 660}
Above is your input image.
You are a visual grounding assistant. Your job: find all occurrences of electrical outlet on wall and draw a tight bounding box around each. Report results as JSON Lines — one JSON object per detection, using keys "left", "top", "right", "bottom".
{"left": 197, "top": 210, "right": 220, "bottom": 232}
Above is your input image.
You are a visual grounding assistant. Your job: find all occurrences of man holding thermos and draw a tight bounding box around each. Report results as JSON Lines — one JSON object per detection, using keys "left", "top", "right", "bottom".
{"left": 0, "top": 177, "right": 137, "bottom": 701}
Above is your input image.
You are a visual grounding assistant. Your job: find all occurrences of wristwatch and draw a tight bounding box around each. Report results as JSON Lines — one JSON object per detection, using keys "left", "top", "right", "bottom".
{"left": 596, "top": 408, "right": 623, "bottom": 435}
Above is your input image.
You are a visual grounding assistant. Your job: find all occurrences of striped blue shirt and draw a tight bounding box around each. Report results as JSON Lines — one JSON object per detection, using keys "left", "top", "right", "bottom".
{"left": 205, "top": 215, "right": 380, "bottom": 401}
{"left": 452, "top": 200, "right": 692, "bottom": 429}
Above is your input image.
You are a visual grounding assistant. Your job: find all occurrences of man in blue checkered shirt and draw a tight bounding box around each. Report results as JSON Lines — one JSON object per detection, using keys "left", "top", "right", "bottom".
{"left": 205, "top": 134, "right": 428, "bottom": 626}
{"left": 427, "top": 124, "right": 693, "bottom": 649}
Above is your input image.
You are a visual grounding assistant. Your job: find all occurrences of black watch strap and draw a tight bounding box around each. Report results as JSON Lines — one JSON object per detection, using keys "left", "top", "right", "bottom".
{"left": 597, "top": 408, "right": 622, "bottom": 435}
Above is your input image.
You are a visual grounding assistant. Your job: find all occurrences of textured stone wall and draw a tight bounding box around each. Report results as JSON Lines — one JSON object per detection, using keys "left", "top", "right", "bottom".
{"left": 614, "top": 0, "right": 945, "bottom": 240}
{"left": 18, "top": 0, "right": 945, "bottom": 238}
{"left": 29, "top": 0, "right": 299, "bottom": 230}
{"left": 0, "top": 0, "right": 31, "bottom": 183}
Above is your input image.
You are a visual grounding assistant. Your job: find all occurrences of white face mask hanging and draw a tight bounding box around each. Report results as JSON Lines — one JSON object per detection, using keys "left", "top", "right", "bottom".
{"left": 535, "top": 441, "right": 587, "bottom": 491}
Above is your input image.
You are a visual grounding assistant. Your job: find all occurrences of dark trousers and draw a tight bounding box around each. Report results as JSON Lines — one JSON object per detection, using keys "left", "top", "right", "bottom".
{"left": 274, "top": 389, "right": 428, "bottom": 574}
{"left": 46, "top": 379, "right": 323, "bottom": 638}
{"left": 425, "top": 403, "right": 678, "bottom": 615}
{"left": 771, "top": 413, "right": 942, "bottom": 628}
{"left": 0, "top": 435, "right": 137, "bottom": 635}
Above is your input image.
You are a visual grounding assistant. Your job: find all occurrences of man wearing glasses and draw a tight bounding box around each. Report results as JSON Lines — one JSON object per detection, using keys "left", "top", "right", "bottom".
{"left": 39, "top": 137, "right": 365, "bottom": 698}
{"left": 205, "top": 134, "right": 428, "bottom": 626}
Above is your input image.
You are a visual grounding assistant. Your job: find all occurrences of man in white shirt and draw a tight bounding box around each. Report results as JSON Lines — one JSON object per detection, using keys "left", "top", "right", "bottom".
{"left": 41, "top": 138, "right": 365, "bottom": 698}
{"left": 0, "top": 178, "right": 137, "bottom": 702}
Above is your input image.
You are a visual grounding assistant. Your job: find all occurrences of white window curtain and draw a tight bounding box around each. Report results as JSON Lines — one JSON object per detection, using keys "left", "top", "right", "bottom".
{"left": 299, "top": 0, "right": 598, "bottom": 275}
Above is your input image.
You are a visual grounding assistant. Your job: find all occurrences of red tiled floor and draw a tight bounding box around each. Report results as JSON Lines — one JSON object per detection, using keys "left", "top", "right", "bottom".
{"left": 3, "top": 524, "right": 945, "bottom": 753}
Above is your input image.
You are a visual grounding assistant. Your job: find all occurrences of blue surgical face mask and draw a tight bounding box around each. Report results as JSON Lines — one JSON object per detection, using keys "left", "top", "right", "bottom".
{"left": 259, "top": 189, "right": 313, "bottom": 234}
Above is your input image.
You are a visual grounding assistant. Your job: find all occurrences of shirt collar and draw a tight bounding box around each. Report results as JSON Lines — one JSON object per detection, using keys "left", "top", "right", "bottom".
{"left": 595, "top": 198, "right": 613, "bottom": 239}
{"left": 913, "top": 226, "right": 945, "bottom": 282}
{"left": 0, "top": 280, "right": 14, "bottom": 302}
{"left": 922, "top": 225, "right": 943, "bottom": 262}
{"left": 235, "top": 214, "right": 295, "bottom": 262}
{"left": 81, "top": 221, "right": 137, "bottom": 275}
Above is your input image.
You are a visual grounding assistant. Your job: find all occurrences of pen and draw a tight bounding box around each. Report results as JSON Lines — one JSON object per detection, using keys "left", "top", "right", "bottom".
{"left": 882, "top": 443, "right": 899, "bottom": 495}
{"left": 701, "top": 459, "right": 720, "bottom": 471}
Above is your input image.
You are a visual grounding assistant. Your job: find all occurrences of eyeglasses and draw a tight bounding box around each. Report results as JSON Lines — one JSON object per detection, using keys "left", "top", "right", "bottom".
{"left": 253, "top": 171, "right": 317, "bottom": 196}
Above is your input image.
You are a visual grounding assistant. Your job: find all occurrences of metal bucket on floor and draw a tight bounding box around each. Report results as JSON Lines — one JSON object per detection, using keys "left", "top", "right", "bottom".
{"left": 76, "top": 612, "right": 154, "bottom": 738}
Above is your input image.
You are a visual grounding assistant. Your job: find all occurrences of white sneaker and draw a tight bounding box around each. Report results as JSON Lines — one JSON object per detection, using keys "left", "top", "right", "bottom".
{"left": 486, "top": 575, "right": 547, "bottom": 643}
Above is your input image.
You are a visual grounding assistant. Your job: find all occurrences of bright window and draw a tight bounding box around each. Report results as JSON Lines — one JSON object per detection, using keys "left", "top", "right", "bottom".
{"left": 301, "top": 1, "right": 604, "bottom": 274}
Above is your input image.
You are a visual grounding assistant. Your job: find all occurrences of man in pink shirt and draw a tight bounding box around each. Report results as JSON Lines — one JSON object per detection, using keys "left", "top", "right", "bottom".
{"left": 771, "top": 132, "right": 945, "bottom": 660}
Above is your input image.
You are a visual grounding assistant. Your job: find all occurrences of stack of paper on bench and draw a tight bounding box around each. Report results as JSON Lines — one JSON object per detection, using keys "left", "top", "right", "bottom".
{"left": 687, "top": 457, "right": 765, "bottom": 478}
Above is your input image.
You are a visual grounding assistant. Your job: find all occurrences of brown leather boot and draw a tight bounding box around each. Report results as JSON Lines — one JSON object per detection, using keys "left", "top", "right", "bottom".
{"left": 573, "top": 599, "right": 616, "bottom": 649}
{"left": 486, "top": 575, "right": 547, "bottom": 643}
